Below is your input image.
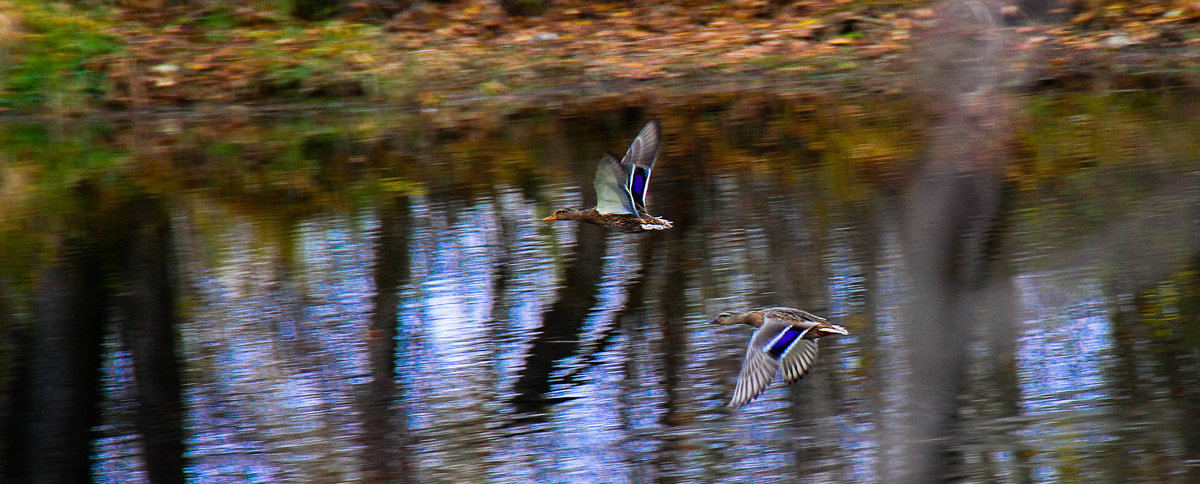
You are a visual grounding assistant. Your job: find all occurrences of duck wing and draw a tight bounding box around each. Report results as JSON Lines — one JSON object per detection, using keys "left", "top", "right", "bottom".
{"left": 779, "top": 337, "right": 819, "bottom": 385}
{"left": 759, "top": 312, "right": 823, "bottom": 384}
{"left": 729, "top": 317, "right": 795, "bottom": 408}
{"left": 619, "top": 119, "right": 660, "bottom": 210}
{"left": 594, "top": 152, "right": 638, "bottom": 215}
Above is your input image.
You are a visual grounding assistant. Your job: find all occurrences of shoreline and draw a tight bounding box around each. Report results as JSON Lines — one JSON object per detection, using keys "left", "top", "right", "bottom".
{"left": 2, "top": 1, "right": 1198, "bottom": 118}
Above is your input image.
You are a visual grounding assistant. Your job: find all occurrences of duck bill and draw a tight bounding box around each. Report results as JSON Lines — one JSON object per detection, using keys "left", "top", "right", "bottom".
{"left": 542, "top": 215, "right": 560, "bottom": 221}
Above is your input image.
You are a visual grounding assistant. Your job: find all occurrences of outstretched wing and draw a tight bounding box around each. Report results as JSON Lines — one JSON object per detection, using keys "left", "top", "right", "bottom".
{"left": 619, "top": 119, "right": 660, "bottom": 209}
{"left": 593, "top": 152, "right": 638, "bottom": 215}
{"left": 780, "top": 339, "right": 819, "bottom": 384}
{"left": 759, "top": 313, "right": 821, "bottom": 384}
{"left": 729, "top": 318, "right": 795, "bottom": 408}
{"left": 730, "top": 342, "right": 779, "bottom": 409}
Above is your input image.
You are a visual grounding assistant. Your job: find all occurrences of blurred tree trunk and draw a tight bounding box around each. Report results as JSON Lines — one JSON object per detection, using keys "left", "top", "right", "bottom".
{"left": 896, "top": 0, "right": 1014, "bottom": 479}
{"left": 293, "top": 0, "right": 344, "bottom": 20}
{"left": 899, "top": 171, "right": 976, "bottom": 482}
{"left": 24, "top": 237, "right": 109, "bottom": 483}
{"left": 511, "top": 222, "right": 606, "bottom": 414}
{"left": 1105, "top": 283, "right": 1147, "bottom": 483}
{"left": 114, "top": 197, "right": 186, "bottom": 484}
{"left": 360, "top": 195, "right": 414, "bottom": 482}
{"left": 1152, "top": 259, "right": 1200, "bottom": 473}
{"left": 354, "top": 0, "right": 416, "bottom": 21}
{"left": 499, "top": 0, "right": 549, "bottom": 17}
{"left": 120, "top": 0, "right": 195, "bottom": 9}
{"left": 973, "top": 183, "right": 1029, "bottom": 482}
{"left": 652, "top": 151, "right": 697, "bottom": 476}
{"left": 0, "top": 289, "right": 24, "bottom": 482}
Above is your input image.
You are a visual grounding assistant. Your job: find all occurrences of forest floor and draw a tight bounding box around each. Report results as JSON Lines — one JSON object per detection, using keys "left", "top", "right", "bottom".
{"left": 1, "top": 0, "right": 1200, "bottom": 116}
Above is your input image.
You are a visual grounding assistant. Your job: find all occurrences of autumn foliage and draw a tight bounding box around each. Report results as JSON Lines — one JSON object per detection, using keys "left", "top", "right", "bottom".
{"left": 0, "top": 0, "right": 1198, "bottom": 114}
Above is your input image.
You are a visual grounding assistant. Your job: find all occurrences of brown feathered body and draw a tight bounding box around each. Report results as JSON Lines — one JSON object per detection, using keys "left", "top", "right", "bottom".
{"left": 543, "top": 207, "right": 672, "bottom": 233}
{"left": 543, "top": 119, "right": 673, "bottom": 233}
{"left": 710, "top": 307, "right": 848, "bottom": 408}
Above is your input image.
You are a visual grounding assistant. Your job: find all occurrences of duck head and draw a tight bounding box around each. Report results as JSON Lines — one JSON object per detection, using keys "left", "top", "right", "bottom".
{"left": 543, "top": 208, "right": 585, "bottom": 222}
{"left": 709, "top": 311, "right": 764, "bottom": 328}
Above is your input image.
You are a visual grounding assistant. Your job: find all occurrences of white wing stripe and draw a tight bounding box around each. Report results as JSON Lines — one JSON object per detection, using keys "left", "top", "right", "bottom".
{"left": 625, "top": 167, "right": 638, "bottom": 213}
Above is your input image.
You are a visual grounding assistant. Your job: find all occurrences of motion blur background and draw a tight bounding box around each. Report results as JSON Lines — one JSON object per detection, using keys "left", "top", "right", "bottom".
{"left": 2, "top": 0, "right": 1199, "bottom": 482}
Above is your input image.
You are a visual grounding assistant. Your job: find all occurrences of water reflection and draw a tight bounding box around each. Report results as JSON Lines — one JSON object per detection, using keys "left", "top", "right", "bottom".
{"left": 2, "top": 94, "right": 1200, "bottom": 482}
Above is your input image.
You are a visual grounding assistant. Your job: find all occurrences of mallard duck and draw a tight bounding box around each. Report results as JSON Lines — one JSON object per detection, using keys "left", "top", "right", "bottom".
{"left": 710, "top": 307, "right": 848, "bottom": 408}
{"left": 542, "top": 119, "right": 674, "bottom": 233}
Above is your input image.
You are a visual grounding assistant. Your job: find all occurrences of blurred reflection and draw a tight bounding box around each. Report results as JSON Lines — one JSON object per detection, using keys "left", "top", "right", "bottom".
{"left": 25, "top": 194, "right": 186, "bottom": 483}
{"left": 360, "top": 195, "right": 412, "bottom": 482}
{"left": 0, "top": 96, "right": 1199, "bottom": 482}
{"left": 28, "top": 207, "right": 108, "bottom": 483}
{"left": 511, "top": 221, "right": 608, "bottom": 415}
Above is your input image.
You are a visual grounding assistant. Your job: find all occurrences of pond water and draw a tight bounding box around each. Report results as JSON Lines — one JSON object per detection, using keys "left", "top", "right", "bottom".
{"left": 2, "top": 92, "right": 1200, "bottom": 483}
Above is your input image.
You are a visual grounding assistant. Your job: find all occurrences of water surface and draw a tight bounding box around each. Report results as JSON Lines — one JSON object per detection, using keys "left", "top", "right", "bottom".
{"left": 2, "top": 93, "right": 1199, "bottom": 482}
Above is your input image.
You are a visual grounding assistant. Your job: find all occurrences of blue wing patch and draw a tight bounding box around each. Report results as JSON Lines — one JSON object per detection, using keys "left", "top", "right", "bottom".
{"left": 766, "top": 327, "right": 811, "bottom": 359}
{"left": 630, "top": 168, "right": 649, "bottom": 206}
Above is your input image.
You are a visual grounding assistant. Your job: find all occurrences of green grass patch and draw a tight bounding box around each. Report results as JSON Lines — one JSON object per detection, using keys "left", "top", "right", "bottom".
{"left": 1, "top": 2, "right": 123, "bottom": 110}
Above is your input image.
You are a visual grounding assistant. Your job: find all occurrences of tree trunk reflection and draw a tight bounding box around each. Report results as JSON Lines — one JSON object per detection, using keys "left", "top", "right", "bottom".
{"left": 512, "top": 223, "right": 607, "bottom": 415}
{"left": 360, "top": 195, "right": 413, "bottom": 482}
{"left": 115, "top": 197, "right": 186, "bottom": 484}
{"left": 26, "top": 238, "right": 108, "bottom": 483}
{"left": 651, "top": 153, "right": 699, "bottom": 483}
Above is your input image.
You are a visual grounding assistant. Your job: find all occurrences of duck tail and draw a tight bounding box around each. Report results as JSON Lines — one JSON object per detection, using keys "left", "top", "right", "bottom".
{"left": 814, "top": 322, "right": 848, "bottom": 337}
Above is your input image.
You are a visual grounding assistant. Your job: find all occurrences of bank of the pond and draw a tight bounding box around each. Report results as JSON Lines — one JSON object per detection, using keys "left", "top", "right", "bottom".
{"left": 1, "top": 0, "right": 1199, "bottom": 118}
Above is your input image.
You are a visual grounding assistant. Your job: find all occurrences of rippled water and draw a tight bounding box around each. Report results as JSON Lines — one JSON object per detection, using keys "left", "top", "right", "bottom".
{"left": 3, "top": 93, "right": 1200, "bottom": 482}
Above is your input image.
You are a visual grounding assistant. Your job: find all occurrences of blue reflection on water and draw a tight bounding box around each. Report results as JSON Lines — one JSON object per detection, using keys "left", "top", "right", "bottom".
{"left": 824, "top": 229, "right": 877, "bottom": 483}
{"left": 177, "top": 211, "right": 377, "bottom": 482}
{"left": 411, "top": 200, "right": 498, "bottom": 368}
{"left": 64, "top": 110, "right": 1200, "bottom": 483}
{"left": 94, "top": 333, "right": 148, "bottom": 483}
{"left": 1016, "top": 270, "right": 1119, "bottom": 482}
{"left": 1016, "top": 272, "right": 1112, "bottom": 414}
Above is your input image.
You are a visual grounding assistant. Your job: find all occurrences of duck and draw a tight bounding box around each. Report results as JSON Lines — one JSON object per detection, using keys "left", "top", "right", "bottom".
{"left": 542, "top": 119, "right": 674, "bottom": 233}
{"left": 710, "top": 307, "right": 848, "bottom": 408}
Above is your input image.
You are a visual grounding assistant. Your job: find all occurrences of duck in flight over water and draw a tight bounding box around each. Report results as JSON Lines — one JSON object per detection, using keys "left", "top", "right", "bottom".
{"left": 542, "top": 119, "right": 674, "bottom": 233}
{"left": 710, "top": 307, "right": 849, "bottom": 408}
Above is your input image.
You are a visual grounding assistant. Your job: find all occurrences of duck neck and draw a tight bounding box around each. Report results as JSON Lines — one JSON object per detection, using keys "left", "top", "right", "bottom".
{"left": 740, "top": 312, "right": 764, "bottom": 328}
